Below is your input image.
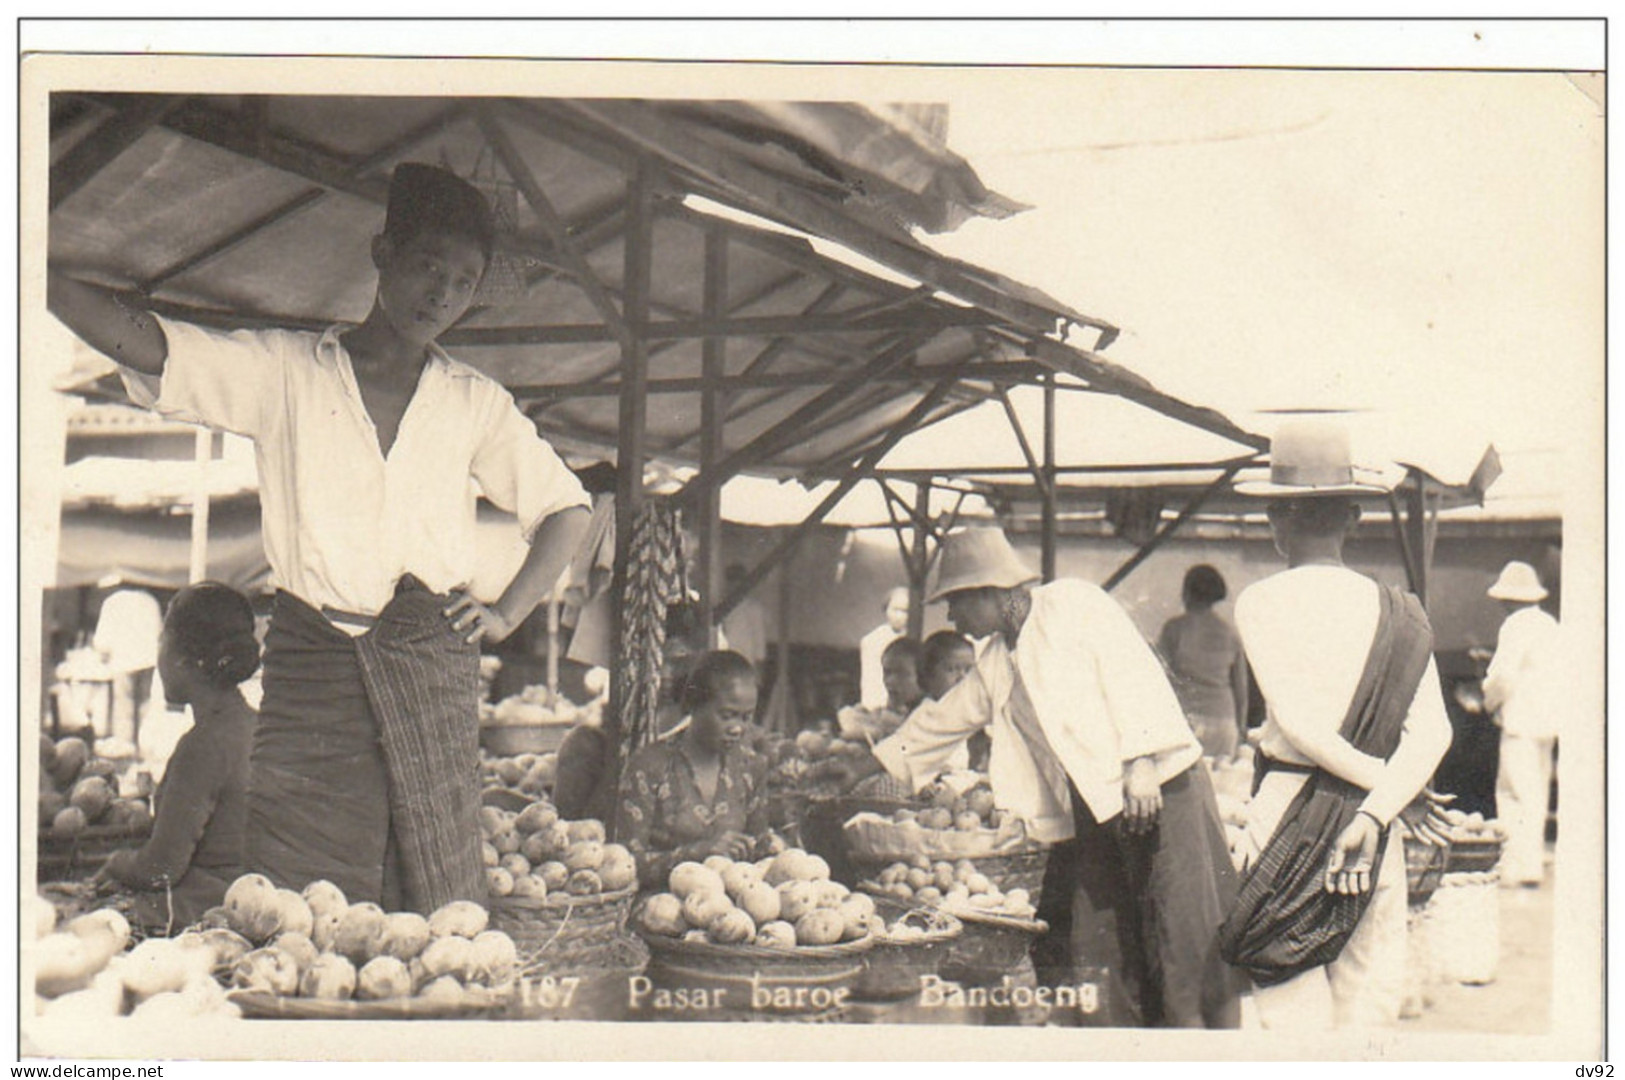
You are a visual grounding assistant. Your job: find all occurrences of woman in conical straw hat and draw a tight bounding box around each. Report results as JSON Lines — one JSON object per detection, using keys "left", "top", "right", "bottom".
{"left": 837, "top": 525, "right": 1240, "bottom": 1028}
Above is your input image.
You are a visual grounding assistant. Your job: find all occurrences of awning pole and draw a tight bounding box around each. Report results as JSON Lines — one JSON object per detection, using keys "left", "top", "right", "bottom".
{"left": 698, "top": 225, "right": 728, "bottom": 647}
{"left": 908, "top": 477, "right": 931, "bottom": 641}
{"left": 1101, "top": 465, "right": 1244, "bottom": 592}
{"left": 1041, "top": 372, "right": 1057, "bottom": 582}
{"left": 188, "top": 427, "right": 210, "bottom": 584}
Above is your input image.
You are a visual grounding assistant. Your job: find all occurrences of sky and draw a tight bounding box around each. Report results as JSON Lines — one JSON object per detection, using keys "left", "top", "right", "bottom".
{"left": 926, "top": 67, "right": 1602, "bottom": 469}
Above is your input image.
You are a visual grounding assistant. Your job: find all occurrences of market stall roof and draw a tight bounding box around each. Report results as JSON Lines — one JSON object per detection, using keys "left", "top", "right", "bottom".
{"left": 48, "top": 92, "right": 1259, "bottom": 480}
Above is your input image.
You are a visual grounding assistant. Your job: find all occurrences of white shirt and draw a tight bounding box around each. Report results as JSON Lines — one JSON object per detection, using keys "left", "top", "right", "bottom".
{"left": 1482, "top": 605, "right": 1563, "bottom": 739}
{"left": 93, "top": 589, "right": 163, "bottom": 673}
{"left": 858, "top": 622, "right": 903, "bottom": 710}
{"left": 873, "top": 579, "right": 1203, "bottom": 840}
{"left": 1234, "top": 565, "right": 1452, "bottom": 827}
{"left": 125, "top": 316, "right": 589, "bottom": 618}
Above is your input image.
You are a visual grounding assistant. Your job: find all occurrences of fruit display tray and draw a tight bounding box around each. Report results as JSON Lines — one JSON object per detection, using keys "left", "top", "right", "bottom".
{"left": 227, "top": 984, "right": 509, "bottom": 1020}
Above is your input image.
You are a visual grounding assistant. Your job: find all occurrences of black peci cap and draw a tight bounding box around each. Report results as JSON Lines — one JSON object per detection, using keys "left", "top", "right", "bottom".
{"left": 383, "top": 162, "right": 496, "bottom": 259}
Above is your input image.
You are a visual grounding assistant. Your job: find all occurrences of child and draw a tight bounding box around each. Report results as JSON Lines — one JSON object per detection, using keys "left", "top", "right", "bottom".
{"left": 98, "top": 584, "right": 259, "bottom": 932}
{"left": 49, "top": 163, "right": 592, "bottom": 913}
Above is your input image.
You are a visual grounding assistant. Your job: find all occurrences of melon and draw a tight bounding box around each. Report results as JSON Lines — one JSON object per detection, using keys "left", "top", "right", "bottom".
{"left": 681, "top": 889, "right": 734, "bottom": 930}
{"left": 50, "top": 737, "right": 90, "bottom": 789}
{"left": 639, "top": 893, "right": 686, "bottom": 936}
{"left": 427, "top": 900, "right": 488, "bottom": 940}
{"left": 736, "top": 880, "right": 781, "bottom": 926}
{"left": 299, "top": 953, "right": 356, "bottom": 1001}
{"left": 356, "top": 955, "right": 413, "bottom": 1001}
{"left": 669, "top": 862, "right": 726, "bottom": 900}
{"left": 754, "top": 921, "right": 797, "bottom": 949}
{"left": 707, "top": 908, "right": 756, "bottom": 945}
{"left": 565, "top": 819, "right": 606, "bottom": 844}
{"left": 794, "top": 909, "right": 846, "bottom": 947}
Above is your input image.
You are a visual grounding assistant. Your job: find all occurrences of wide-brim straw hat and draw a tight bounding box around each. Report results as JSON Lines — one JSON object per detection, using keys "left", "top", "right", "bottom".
{"left": 1487, "top": 560, "right": 1548, "bottom": 603}
{"left": 927, "top": 527, "right": 1040, "bottom": 603}
{"left": 1234, "top": 418, "right": 1391, "bottom": 498}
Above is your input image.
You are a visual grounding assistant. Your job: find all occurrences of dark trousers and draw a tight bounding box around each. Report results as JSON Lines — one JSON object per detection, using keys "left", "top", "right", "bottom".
{"left": 1068, "top": 764, "right": 1242, "bottom": 1028}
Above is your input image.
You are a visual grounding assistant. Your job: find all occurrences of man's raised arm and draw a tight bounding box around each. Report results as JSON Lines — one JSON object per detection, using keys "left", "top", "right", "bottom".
{"left": 47, "top": 268, "right": 168, "bottom": 376}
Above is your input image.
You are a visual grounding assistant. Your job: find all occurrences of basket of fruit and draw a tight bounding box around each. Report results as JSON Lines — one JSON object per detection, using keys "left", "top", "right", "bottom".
{"left": 859, "top": 858, "right": 1047, "bottom": 988}
{"left": 503, "top": 933, "right": 650, "bottom": 1022}
{"left": 201, "top": 873, "right": 520, "bottom": 1020}
{"left": 479, "top": 688, "right": 590, "bottom": 757}
{"left": 841, "top": 778, "right": 1046, "bottom": 879}
{"left": 851, "top": 895, "right": 963, "bottom": 1002}
{"left": 633, "top": 848, "right": 879, "bottom": 1018}
{"left": 1440, "top": 811, "right": 1503, "bottom": 874}
{"left": 37, "top": 735, "right": 155, "bottom": 883}
{"left": 477, "top": 800, "right": 639, "bottom": 970}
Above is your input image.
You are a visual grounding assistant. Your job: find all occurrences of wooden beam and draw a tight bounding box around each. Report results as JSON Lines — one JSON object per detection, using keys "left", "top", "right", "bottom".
{"left": 1029, "top": 337, "right": 1268, "bottom": 453}
{"left": 689, "top": 331, "right": 934, "bottom": 490}
{"left": 607, "top": 159, "right": 656, "bottom": 776}
{"left": 1387, "top": 490, "right": 1425, "bottom": 598}
{"left": 566, "top": 100, "right": 1096, "bottom": 338}
{"left": 439, "top": 304, "right": 997, "bottom": 347}
{"left": 512, "top": 360, "right": 1053, "bottom": 402}
{"left": 697, "top": 225, "right": 728, "bottom": 645}
{"left": 1101, "top": 465, "right": 1246, "bottom": 593}
{"left": 907, "top": 478, "right": 932, "bottom": 641}
{"left": 1041, "top": 372, "right": 1058, "bottom": 582}
{"left": 476, "top": 106, "right": 633, "bottom": 352}
{"left": 996, "top": 387, "right": 1052, "bottom": 500}
{"left": 870, "top": 457, "right": 1262, "bottom": 481}
{"left": 51, "top": 94, "right": 186, "bottom": 212}
{"left": 350, "top": 104, "right": 470, "bottom": 176}
{"left": 716, "top": 378, "right": 958, "bottom": 622}
{"left": 141, "top": 187, "right": 328, "bottom": 290}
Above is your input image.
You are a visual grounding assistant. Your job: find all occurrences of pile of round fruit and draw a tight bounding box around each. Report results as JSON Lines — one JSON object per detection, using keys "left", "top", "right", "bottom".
{"left": 1442, "top": 809, "right": 1504, "bottom": 842}
{"left": 209, "top": 873, "right": 519, "bottom": 1005}
{"left": 894, "top": 780, "right": 1012, "bottom": 833}
{"left": 638, "top": 848, "right": 880, "bottom": 948}
{"left": 30, "top": 896, "right": 240, "bottom": 1020}
{"left": 478, "top": 800, "right": 637, "bottom": 900}
{"left": 479, "top": 751, "right": 557, "bottom": 800}
{"left": 480, "top": 684, "right": 599, "bottom": 728}
{"left": 868, "top": 856, "right": 1038, "bottom": 919}
{"left": 38, "top": 735, "right": 153, "bottom": 840}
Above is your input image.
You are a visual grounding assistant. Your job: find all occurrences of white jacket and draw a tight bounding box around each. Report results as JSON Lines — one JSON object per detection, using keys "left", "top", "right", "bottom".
{"left": 874, "top": 579, "right": 1202, "bottom": 841}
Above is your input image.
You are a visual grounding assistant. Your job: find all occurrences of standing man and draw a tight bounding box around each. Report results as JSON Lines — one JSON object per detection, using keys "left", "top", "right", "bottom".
{"left": 1223, "top": 419, "right": 1452, "bottom": 1029}
{"left": 1482, "top": 560, "right": 1562, "bottom": 887}
{"left": 836, "top": 527, "right": 1241, "bottom": 1028}
{"left": 858, "top": 586, "right": 910, "bottom": 710}
{"left": 47, "top": 163, "right": 592, "bottom": 913}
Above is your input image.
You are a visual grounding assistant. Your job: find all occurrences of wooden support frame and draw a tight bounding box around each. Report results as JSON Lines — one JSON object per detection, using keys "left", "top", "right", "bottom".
{"left": 142, "top": 187, "right": 328, "bottom": 291}
{"left": 715, "top": 377, "right": 958, "bottom": 622}
{"left": 684, "top": 330, "right": 934, "bottom": 492}
{"left": 995, "top": 387, "right": 1052, "bottom": 500}
{"left": 440, "top": 304, "right": 998, "bottom": 347}
{"left": 476, "top": 106, "right": 633, "bottom": 351}
{"left": 1101, "top": 464, "right": 1246, "bottom": 592}
{"left": 516, "top": 360, "right": 1054, "bottom": 403}
{"left": 50, "top": 94, "right": 185, "bottom": 211}
{"left": 1041, "top": 371, "right": 1058, "bottom": 581}
{"left": 696, "top": 225, "right": 729, "bottom": 645}
{"left": 607, "top": 159, "right": 656, "bottom": 762}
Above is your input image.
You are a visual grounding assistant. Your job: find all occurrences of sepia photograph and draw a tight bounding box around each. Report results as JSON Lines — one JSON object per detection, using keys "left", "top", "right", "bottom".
{"left": 14, "top": 18, "right": 1607, "bottom": 1064}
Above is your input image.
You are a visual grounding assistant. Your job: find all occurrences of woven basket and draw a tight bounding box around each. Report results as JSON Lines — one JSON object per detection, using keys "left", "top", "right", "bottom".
{"left": 480, "top": 724, "right": 568, "bottom": 757}
{"left": 639, "top": 930, "right": 872, "bottom": 1019}
{"left": 1427, "top": 869, "right": 1501, "bottom": 985}
{"left": 37, "top": 822, "right": 154, "bottom": 884}
{"left": 505, "top": 933, "right": 649, "bottom": 1022}
{"left": 937, "top": 907, "right": 1049, "bottom": 989}
{"left": 487, "top": 884, "right": 636, "bottom": 971}
{"left": 851, "top": 848, "right": 1050, "bottom": 910}
{"left": 1404, "top": 836, "right": 1450, "bottom": 906}
{"left": 802, "top": 795, "right": 915, "bottom": 886}
{"left": 1444, "top": 836, "right": 1503, "bottom": 874}
{"left": 228, "top": 984, "right": 510, "bottom": 1021}
{"left": 852, "top": 896, "right": 963, "bottom": 1002}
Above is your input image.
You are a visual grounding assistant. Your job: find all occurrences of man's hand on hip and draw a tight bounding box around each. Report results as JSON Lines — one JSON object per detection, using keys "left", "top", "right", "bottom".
{"left": 445, "top": 591, "right": 517, "bottom": 645}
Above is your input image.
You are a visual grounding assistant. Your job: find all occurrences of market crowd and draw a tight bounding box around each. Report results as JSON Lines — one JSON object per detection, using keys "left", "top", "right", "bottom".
{"left": 47, "top": 161, "right": 1561, "bottom": 1033}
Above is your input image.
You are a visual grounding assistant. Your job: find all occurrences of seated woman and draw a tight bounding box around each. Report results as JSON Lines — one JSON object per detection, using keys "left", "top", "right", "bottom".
{"left": 96, "top": 583, "right": 259, "bottom": 932}
{"left": 617, "top": 651, "right": 770, "bottom": 890}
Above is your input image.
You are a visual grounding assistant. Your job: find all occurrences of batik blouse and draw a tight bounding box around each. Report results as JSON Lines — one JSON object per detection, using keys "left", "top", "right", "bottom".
{"left": 617, "top": 735, "right": 769, "bottom": 889}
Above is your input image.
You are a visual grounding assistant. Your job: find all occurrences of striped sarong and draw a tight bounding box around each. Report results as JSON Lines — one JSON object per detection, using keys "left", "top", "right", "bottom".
{"left": 246, "top": 578, "right": 483, "bottom": 913}
{"left": 1217, "top": 585, "right": 1434, "bottom": 987}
